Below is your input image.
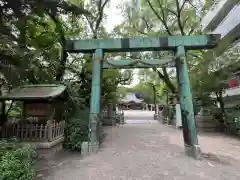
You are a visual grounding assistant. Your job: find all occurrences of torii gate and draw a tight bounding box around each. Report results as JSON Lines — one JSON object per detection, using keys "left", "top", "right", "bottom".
{"left": 65, "top": 34, "right": 220, "bottom": 158}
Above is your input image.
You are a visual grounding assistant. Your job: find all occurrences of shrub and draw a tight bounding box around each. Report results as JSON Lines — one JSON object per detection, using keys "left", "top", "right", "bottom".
{"left": 0, "top": 139, "right": 36, "bottom": 180}
{"left": 64, "top": 110, "right": 89, "bottom": 151}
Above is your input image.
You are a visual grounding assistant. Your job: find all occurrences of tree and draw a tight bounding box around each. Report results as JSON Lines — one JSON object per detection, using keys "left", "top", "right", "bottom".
{"left": 190, "top": 41, "right": 240, "bottom": 124}
{"left": 113, "top": 0, "right": 210, "bottom": 93}
{"left": 0, "top": 0, "right": 136, "bottom": 157}
{"left": 0, "top": 0, "right": 133, "bottom": 113}
{"left": 0, "top": 0, "right": 91, "bottom": 84}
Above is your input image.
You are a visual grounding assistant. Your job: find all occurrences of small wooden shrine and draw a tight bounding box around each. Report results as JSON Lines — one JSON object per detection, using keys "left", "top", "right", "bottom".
{"left": 0, "top": 84, "right": 67, "bottom": 144}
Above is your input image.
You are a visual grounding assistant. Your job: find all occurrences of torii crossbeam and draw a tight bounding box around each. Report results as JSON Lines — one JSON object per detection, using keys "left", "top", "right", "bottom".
{"left": 66, "top": 35, "right": 219, "bottom": 52}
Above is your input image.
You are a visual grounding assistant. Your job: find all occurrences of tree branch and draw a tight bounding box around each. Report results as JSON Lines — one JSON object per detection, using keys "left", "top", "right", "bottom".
{"left": 141, "top": 17, "right": 152, "bottom": 31}
{"left": 116, "top": 76, "right": 131, "bottom": 85}
{"left": 175, "top": 0, "right": 185, "bottom": 35}
{"left": 47, "top": 11, "right": 68, "bottom": 81}
{"left": 155, "top": 69, "right": 164, "bottom": 79}
{"left": 94, "top": 0, "right": 110, "bottom": 38}
{"left": 85, "top": 16, "right": 95, "bottom": 35}
{"left": 41, "top": 0, "right": 91, "bottom": 16}
{"left": 186, "top": 0, "right": 197, "bottom": 10}
{"left": 188, "top": 52, "right": 203, "bottom": 61}
{"left": 116, "top": 70, "right": 133, "bottom": 85}
{"left": 136, "top": 29, "right": 147, "bottom": 35}
{"left": 146, "top": 0, "right": 172, "bottom": 35}
{"left": 85, "top": 0, "right": 110, "bottom": 39}
{"left": 188, "top": 27, "right": 195, "bottom": 35}
{"left": 154, "top": 68, "right": 176, "bottom": 93}
{"left": 165, "top": 7, "right": 178, "bottom": 16}
{"left": 180, "top": 0, "right": 188, "bottom": 12}
{"left": 156, "top": 0, "right": 166, "bottom": 20}
{"left": 131, "top": 25, "right": 147, "bottom": 35}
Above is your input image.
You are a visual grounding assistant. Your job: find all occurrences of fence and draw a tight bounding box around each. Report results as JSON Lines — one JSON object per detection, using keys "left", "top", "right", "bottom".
{"left": 49, "top": 121, "right": 65, "bottom": 141}
{"left": 2, "top": 121, "right": 65, "bottom": 142}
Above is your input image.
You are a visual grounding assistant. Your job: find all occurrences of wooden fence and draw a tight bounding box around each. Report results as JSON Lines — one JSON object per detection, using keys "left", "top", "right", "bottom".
{"left": 50, "top": 121, "right": 65, "bottom": 141}
{"left": 2, "top": 121, "right": 65, "bottom": 142}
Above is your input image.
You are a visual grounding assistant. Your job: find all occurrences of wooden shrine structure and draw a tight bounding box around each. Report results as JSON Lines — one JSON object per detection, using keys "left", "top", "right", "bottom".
{"left": 119, "top": 93, "right": 144, "bottom": 110}
{"left": 0, "top": 84, "right": 67, "bottom": 158}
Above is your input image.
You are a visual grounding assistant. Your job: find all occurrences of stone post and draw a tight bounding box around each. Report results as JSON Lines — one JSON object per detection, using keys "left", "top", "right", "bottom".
{"left": 104, "top": 102, "right": 116, "bottom": 126}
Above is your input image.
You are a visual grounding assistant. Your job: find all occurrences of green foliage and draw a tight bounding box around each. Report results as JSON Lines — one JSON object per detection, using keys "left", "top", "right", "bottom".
{"left": 0, "top": 139, "right": 36, "bottom": 180}
{"left": 114, "top": 0, "right": 213, "bottom": 93}
{"left": 116, "top": 86, "right": 128, "bottom": 100}
{"left": 0, "top": 5, "right": 125, "bottom": 180}
{"left": 190, "top": 44, "right": 240, "bottom": 99}
{"left": 64, "top": 110, "right": 89, "bottom": 151}
{"left": 189, "top": 43, "right": 240, "bottom": 131}
{"left": 158, "top": 83, "right": 169, "bottom": 97}
{"left": 226, "top": 118, "right": 240, "bottom": 135}
{"left": 234, "top": 117, "right": 240, "bottom": 130}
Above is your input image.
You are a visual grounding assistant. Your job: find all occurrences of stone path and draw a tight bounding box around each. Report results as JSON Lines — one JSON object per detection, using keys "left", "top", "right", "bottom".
{"left": 40, "top": 117, "right": 240, "bottom": 180}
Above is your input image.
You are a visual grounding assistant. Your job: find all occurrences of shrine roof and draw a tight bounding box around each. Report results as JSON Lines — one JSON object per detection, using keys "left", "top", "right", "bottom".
{"left": 0, "top": 84, "right": 67, "bottom": 101}
{"left": 120, "top": 93, "right": 143, "bottom": 103}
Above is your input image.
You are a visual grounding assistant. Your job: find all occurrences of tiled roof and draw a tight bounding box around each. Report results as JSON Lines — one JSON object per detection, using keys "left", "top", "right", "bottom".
{"left": 120, "top": 93, "right": 143, "bottom": 103}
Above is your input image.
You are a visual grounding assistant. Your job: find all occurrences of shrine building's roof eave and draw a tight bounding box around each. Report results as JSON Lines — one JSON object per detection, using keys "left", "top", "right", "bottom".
{"left": 120, "top": 93, "right": 143, "bottom": 104}
{"left": 0, "top": 84, "right": 67, "bottom": 101}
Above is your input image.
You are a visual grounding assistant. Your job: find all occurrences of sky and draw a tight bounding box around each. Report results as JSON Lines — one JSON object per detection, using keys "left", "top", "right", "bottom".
{"left": 105, "top": 0, "right": 139, "bottom": 87}
{"left": 105, "top": 0, "right": 128, "bottom": 32}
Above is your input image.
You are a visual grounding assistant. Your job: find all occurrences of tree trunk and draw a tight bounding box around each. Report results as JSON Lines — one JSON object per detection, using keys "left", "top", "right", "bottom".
{"left": 155, "top": 68, "right": 176, "bottom": 93}
{"left": 163, "top": 76, "right": 176, "bottom": 93}
{"left": 55, "top": 46, "right": 67, "bottom": 81}
{"left": 47, "top": 12, "right": 68, "bottom": 82}
{"left": 0, "top": 85, "right": 6, "bottom": 137}
{"left": 162, "top": 67, "right": 176, "bottom": 93}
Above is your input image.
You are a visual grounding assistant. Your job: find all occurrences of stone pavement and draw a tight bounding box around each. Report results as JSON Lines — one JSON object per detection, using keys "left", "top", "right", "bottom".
{"left": 41, "top": 115, "right": 240, "bottom": 180}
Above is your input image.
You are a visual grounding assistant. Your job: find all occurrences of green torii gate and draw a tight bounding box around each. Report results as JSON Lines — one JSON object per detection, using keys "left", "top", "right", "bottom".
{"left": 65, "top": 34, "right": 220, "bottom": 158}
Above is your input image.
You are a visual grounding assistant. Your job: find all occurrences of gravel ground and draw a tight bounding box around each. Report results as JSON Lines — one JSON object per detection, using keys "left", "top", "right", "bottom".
{"left": 40, "top": 119, "right": 240, "bottom": 180}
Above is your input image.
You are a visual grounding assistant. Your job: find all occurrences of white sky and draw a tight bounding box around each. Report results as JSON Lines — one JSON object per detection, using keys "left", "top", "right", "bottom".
{"left": 105, "top": 0, "right": 128, "bottom": 32}
{"left": 105, "top": 0, "right": 139, "bottom": 87}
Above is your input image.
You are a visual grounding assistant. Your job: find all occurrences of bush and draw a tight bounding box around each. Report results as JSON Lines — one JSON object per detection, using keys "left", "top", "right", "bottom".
{"left": 64, "top": 110, "right": 89, "bottom": 151}
{"left": 227, "top": 117, "right": 240, "bottom": 135}
{"left": 0, "top": 139, "right": 36, "bottom": 180}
